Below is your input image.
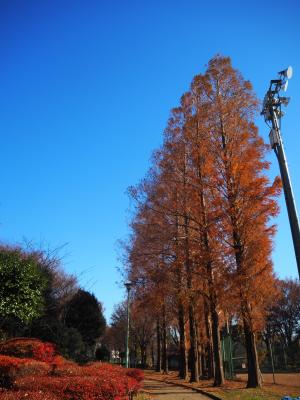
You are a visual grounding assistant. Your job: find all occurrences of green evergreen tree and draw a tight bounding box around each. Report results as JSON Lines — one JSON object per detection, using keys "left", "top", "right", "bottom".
{"left": 0, "top": 246, "right": 47, "bottom": 325}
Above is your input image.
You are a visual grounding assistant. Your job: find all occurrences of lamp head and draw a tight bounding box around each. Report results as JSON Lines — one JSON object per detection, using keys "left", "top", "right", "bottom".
{"left": 279, "top": 96, "right": 290, "bottom": 106}
{"left": 124, "top": 281, "right": 132, "bottom": 291}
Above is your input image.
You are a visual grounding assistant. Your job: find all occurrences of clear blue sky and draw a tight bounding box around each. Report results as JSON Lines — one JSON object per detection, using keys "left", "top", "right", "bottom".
{"left": 0, "top": 0, "right": 299, "bottom": 321}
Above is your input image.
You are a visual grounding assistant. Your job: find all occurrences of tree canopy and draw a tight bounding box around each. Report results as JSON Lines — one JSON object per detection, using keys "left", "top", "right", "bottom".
{"left": 65, "top": 289, "right": 106, "bottom": 347}
{"left": 0, "top": 246, "right": 47, "bottom": 323}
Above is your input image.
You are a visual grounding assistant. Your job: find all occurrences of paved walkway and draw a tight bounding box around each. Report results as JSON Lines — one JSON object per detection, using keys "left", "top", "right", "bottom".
{"left": 143, "top": 379, "right": 211, "bottom": 400}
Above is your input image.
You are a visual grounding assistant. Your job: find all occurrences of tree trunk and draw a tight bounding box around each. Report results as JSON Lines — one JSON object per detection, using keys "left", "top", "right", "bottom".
{"left": 151, "top": 341, "right": 155, "bottom": 369}
{"left": 195, "top": 320, "right": 203, "bottom": 378}
{"left": 205, "top": 259, "right": 224, "bottom": 385}
{"left": 156, "top": 317, "right": 162, "bottom": 372}
{"left": 196, "top": 156, "right": 224, "bottom": 385}
{"left": 162, "top": 305, "right": 168, "bottom": 374}
{"left": 140, "top": 344, "right": 147, "bottom": 368}
{"left": 207, "top": 260, "right": 224, "bottom": 385}
{"left": 210, "top": 305, "right": 225, "bottom": 386}
{"left": 178, "top": 301, "right": 188, "bottom": 379}
{"left": 201, "top": 344, "right": 207, "bottom": 379}
{"left": 244, "top": 318, "right": 262, "bottom": 388}
{"left": 235, "top": 239, "right": 262, "bottom": 387}
{"left": 189, "top": 303, "right": 199, "bottom": 382}
{"left": 201, "top": 204, "right": 224, "bottom": 384}
{"left": 133, "top": 344, "right": 138, "bottom": 368}
{"left": 198, "top": 345, "right": 202, "bottom": 378}
{"left": 204, "top": 304, "right": 214, "bottom": 379}
{"left": 220, "top": 119, "right": 262, "bottom": 388}
{"left": 183, "top": 213, "right": 199, "bottom": 383}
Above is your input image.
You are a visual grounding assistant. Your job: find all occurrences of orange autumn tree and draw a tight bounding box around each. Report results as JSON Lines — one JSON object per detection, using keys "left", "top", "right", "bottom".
{"left": 127, "top": 100, "right": 227, "bottom": 384}
{"left": 157, "top": 104, "right": 200, "bottom": 382}
{"left": 126, "top": 179, "right": 176, "bottom": 373}
{"left": 192, "top": 56, "right": 281, "bottom": 387}
{"left": 157, "top": 98, "right": 226, "bottom": 385}
{"left": 123, "top": 55, "right": 281, "bottom": 388}
{"left": 182, "top": 91, "right": 230, "bottom": 385}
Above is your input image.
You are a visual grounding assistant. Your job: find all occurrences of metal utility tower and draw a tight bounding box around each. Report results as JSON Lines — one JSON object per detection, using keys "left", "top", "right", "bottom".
{"left": 261, "top": 66, "right": 300, "bottom": 278}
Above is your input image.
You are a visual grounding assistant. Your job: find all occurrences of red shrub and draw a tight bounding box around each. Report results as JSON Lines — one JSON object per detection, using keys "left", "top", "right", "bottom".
{"left": 32, "top": 342, "right": 56, "bottom": 363}
{"left": 0, "top": 355, "right": 22, "bottom": 369}
{"left": 18, "top": 359, "right": 50, "bottom": 377}
{"left": 16, "top": 364, "right": 143, "bottom": 399}
{"left": 0, "top": 338, "right": 55, "bottom": 361}
{"left": 49, "top": 357, "right": 82, "bottom": 377}
{"left": 0, "top": 355, "right": 23, "bottom": 388}
{"left": 0, "top": 355, "right": 50, "bottom": 388}
{"left": 0, "top": 338, "right": 144, "bottom": 399}
{"left": 17, "top": 375, "right": 115, "bottom": 399}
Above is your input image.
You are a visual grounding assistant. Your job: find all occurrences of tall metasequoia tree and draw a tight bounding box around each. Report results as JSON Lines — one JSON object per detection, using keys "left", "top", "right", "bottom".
{"left": 158, "top": 92, "right": 226, "bottom": 384}
{"left": 193, "top": 56, "right": 281, "bottom": 388}
{"left": 128, "top": 140, "right": 193, "bottom": 379}
{"left": 158, "top": 107, "right": 200, "bottom": 382}
{"left": 161, "top": 112, "right": 190, "bottom": 381}
{"left": 182, "top": 91, "right": 226, "bottom": 385}
{"left": 126, "top": 185, "right": 175, "bottom": 372}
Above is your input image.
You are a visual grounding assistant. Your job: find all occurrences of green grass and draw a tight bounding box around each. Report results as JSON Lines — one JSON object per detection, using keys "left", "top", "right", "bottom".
{"left": 220, "top": 389, "right": 278, "bottom": 400}
{"left": 217, "top": 388, "right": 300, "bottom": 400}
{"left": 135, "top": 393, "right": 151, "bottom": 400}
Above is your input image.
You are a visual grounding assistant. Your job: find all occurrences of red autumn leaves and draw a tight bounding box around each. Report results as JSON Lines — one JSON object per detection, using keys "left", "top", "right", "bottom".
{"left": 0, "top": 338, "right": 143, "bottom": 399}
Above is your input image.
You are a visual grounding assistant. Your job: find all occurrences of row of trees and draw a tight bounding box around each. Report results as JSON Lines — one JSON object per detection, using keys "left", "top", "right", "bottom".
{"left": 120, "top": 56, "right": 284, "bottom": 388}
{"left": 265, "top": 278, "right": 300, "bottom": 368}
{"left": 0, "top": 244, "right": 106, "bottom": 362}
{"left": 107, "top": 278, "right": 300, "bottom": 372}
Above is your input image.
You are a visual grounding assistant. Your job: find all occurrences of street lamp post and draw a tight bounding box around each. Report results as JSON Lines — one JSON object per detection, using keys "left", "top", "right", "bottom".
{"left": 124, "top": 281, "right": 132, "bottom": 368}
{"left": 261, "top": 66, "right": 300, "bottom": 279}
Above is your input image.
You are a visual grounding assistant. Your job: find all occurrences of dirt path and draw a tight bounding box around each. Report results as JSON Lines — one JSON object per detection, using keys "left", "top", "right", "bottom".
{"left": 142, "top": 379, "right": 211, "bottom": 400}
{"left": 237, "top": 373, "right": 300, "bottom": 387}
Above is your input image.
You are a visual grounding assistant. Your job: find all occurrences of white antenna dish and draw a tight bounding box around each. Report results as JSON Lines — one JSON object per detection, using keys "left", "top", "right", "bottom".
{"left": 286, "top": 66, "right": 293, "bottom": 79}
{"left": 279, "top": 66, "right": 293, "bottom": 79}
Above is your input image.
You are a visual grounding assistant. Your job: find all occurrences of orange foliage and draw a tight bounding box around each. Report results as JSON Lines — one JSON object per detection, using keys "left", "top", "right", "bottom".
{"left": 124, "top": 55, "right": 281, "bottom": 387}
